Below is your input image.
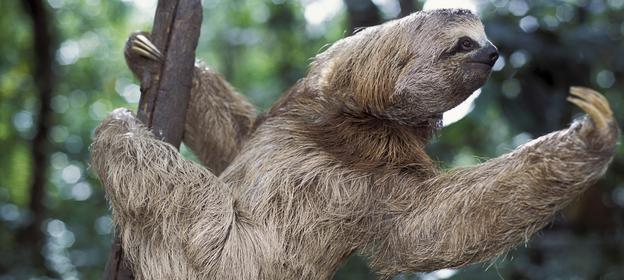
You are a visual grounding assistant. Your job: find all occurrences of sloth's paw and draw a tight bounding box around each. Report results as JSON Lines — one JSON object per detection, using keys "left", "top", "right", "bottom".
{"left": 94, "top": 108, "right": 145, "bottom": 140}
{"left": 567, "top": 87, "right": 619, "bottom": 150}
{"left": 567, "top": 87, "right": 613, "bottom": 130}
{"left": 109, "top": 108, "right": 138, "bottom": 126}
{"left": 126, "top": 32, "right": 162, "bottom": 61}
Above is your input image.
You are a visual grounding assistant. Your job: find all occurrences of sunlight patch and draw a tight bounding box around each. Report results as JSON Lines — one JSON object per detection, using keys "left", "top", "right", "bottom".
{"left": 443, "top": 89, "right": 481, "bottom": 127}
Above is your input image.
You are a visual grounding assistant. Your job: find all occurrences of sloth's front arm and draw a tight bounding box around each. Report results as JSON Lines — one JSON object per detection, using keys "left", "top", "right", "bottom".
{"left": 125, "top": 33, "right": 257, "bottom": 174}
{"left": 91, "top": 109, "right": 235, "bottom": 279}
{"left": 372, "top": 88, "right": 619, "bottom": 276}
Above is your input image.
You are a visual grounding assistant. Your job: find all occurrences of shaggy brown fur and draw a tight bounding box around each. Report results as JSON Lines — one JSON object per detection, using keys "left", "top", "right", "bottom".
{"left": 125, "top": 34, "right": 257, "bottom": 174}
{"left": 93, "top": 9, "right": 619, "bottom": 279}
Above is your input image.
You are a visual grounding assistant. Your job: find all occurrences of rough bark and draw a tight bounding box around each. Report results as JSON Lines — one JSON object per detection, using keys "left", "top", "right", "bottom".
{"left": 136, "top": 0, "right": 203, "bottom": 146}
{"left": 19, "top": 0, "right": 56, "bottom": 276}
{"left": 103, "top": 0, "right": 202, "bottom": 279}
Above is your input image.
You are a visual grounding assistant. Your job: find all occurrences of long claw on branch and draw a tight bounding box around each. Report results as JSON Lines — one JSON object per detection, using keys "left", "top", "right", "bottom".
{"left": 132, "top": 34, "right": 163, "bottom": 61}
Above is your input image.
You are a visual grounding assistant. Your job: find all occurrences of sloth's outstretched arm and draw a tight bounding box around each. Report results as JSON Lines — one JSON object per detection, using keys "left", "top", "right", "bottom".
{"left": 91, "top": 109, "right": 235, "bottom": 278}
{"left": 373, "top": 88, "right": 619, "bottom": 275}
{"left": 125, "top": 32, "right": 257, "bottom": 174}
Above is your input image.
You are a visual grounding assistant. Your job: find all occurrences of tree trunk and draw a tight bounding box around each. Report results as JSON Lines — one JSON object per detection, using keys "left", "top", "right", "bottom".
{"left": 18, "top": 0, "right": 57, "bottom": 276}
{"left": 103, "top": 0, "right": 202, "bottom": 279}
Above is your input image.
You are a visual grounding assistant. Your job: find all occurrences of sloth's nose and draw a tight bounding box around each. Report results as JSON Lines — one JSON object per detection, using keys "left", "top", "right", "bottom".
{"left": 486, "top": 45, "right": 499, "bottom": 66}
{"left": 471, "top": 43, "right": 499, "bottom": 67}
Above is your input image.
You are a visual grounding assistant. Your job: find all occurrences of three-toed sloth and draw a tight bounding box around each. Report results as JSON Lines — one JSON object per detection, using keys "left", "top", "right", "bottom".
{"left": 92, "top": 9, "right": 619, "bottom": 280}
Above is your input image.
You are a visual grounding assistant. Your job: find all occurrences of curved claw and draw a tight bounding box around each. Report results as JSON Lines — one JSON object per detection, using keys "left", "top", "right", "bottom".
{"left": 567, "top": 86, "right": 614, "bottom": 131}
{"left": 131, "top": 34, "right": 162, "bottom": 61}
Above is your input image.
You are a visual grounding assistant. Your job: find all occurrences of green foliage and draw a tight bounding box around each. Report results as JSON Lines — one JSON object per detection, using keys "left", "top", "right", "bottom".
{"left": 1, "top": 0, "right": 623, "bottom": 279}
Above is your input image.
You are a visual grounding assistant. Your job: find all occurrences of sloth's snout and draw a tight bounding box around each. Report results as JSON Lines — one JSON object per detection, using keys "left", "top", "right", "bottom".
{"left": 471, "top": 43, "right": 499, "bottom": 67}
{"left": 485, "top": 45, "right": 499, "bottom": 66}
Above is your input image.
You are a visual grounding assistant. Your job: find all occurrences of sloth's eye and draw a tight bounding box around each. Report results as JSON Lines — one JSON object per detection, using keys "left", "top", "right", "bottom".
{"left": 458, "top": 37, "right": 477, "bottom": 52}
{"left": 440, "top": 37, "right": 480, "bottom": 59}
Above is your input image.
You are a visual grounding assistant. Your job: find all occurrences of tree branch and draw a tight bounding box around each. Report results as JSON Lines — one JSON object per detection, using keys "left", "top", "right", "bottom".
{"left": 137, "top": 0, "right": 203, "bottom": 146}
{"left": 103, "top": 0, "right": 202, "bottom": 279}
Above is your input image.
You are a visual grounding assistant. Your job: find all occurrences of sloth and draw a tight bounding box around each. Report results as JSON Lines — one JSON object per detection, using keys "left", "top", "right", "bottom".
{"left": 92, "top": 9, "right": 619, "bottom": 280}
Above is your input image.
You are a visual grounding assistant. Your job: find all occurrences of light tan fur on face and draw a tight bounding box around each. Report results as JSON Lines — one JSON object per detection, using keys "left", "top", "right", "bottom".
{"left": 94, "top": 9, "right": 619, "bottom": 280}
{"left": 446, "top": 20, "right": 487, "bottom": 46}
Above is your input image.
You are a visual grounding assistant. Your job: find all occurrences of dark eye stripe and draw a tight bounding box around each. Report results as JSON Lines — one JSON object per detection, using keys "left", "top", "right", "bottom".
{"left": 440, "top": 36, "right": 480, "bottom": 60}
{"left": 458, "top": 36, "right": 478, "bottom": 51}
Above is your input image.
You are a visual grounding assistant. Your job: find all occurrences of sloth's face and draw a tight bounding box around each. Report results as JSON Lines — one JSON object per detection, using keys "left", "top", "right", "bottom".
{"left": 387, "top": 13, "right": 498, "bottom": 121}
{"left": 316, "top": 10, "right": 497, "bottom": 123}
{"left": 439, "top": 24, "right": 498, "bottom": 95}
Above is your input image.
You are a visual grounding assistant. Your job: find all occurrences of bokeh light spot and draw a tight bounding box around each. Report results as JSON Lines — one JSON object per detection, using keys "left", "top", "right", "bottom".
{"left": 596, "top": 70, "right": 615, "bottom": 88}
{"left": 372, "top": 0, "right": 401, "bottom": 18}
{"left": 65, "top": 135, "right": 84, "bottom": 154}
{"left": 47, "top": 0, "right": 65, "bottom": 9}
{"left": 502, "top": 78, "right": 521, "bottom": 99}
{"left": 62, "top": 165, "right": 82, "bottom": 184}
{"left": 57, "top": 40, "right": 81, "bottom": 65}
{"left": 302, "top": 0, "right": 344, "bottom": 34}
{"left": 613, "top": 186, "right": 624, "bottom": 207}
{"left": 51, "top": 152, "right": 69, "bottom": 170}
{"left": 543, "top": 15, "right": 560, "bottom": 29}
{"left": 0, "top": 204, "right": 20, "bottom": 221}
{"left": 95, "top": 215, "right": 113, "bottom": 235}
{"left": 69, "top": 90, "right": 88, "bottom": 108}
{"left": 519, "top": 16, "right": 539, "bottom": 32}
{"left": 47, "top": 219, "right": 67, "bottom": 238}
{"left": 509, "top": 50, "right": 529, "bottom": 68}
{"left": 71, "top": 182, "right": 93, "bottom": 201}
{"left": 89, "top": 100, "right": 110, "bottom": 121}
{"left": 50, "top": 125, "right": 69, "bottom": 143}
{"left": 508, "top": 0, "right": 529, "bottom": 16}
{"left": 492, "top": 54, "right": 505, "bottom": 71}
{"left": 556, "top": 5, "right": 575, "bottom": 22}
{"left": 13, "top": 111, "right": 33, "bottom": 132}
{"left": 512, "top": 132, "right": 532, "bottom": 147}
{"left": 51, "top": 95, "right": 70, "bottom": 113}
{"left": 608, "top": 0, "right": 624, "bottom": 9}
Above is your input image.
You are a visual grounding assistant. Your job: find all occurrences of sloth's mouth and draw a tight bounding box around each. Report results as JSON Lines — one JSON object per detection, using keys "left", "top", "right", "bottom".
{"left": 466, "top": 61, "right": 494, "bottom": 72}
{"left": 470, "top": 61, "right": 495, "bottom": 67}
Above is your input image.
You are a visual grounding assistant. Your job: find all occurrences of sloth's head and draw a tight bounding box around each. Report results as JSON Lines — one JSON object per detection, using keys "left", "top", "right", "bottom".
{"left": 315, "top": 9, "right": 498, "bottom": 123}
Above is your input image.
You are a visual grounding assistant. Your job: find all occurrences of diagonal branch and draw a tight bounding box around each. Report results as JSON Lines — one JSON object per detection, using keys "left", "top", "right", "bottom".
{"left": 136, "top": 0, "right": 203, "bottom": 147}
{"left": 103, "top": 0, "right": 202, "bottom": 279}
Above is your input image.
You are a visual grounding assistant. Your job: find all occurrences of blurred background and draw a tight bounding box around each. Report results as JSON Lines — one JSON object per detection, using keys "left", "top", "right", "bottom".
{"left": 1, "top": 0, "right": 623, "bottom": 279}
